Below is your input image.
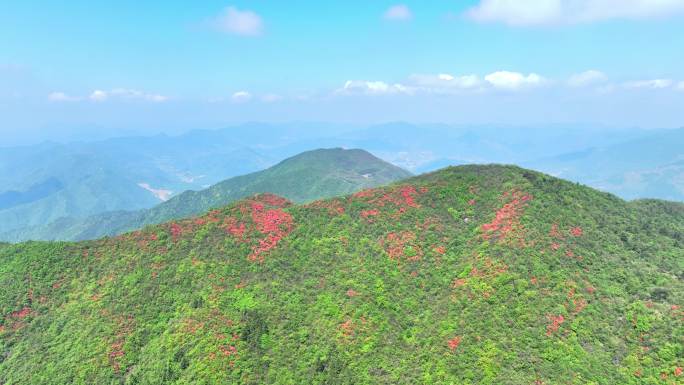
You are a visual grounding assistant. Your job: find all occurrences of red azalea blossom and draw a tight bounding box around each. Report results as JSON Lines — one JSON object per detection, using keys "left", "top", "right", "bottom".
{"left": 381, "top": 231, "right": 422, "bottom": 262}
{"left": 549, "top": 223, "right": 563, "bottom": 238}
{"left": 481, "top": 190, "right": 532, "bottom": 245}
{"left": 353, "top": 189, "right": 376, "bottom": 199}
{"left": 569, "top": 226, "right": 583, "bottom": 237}
{"left": 169, "top": 223, "right": 184, "bottom": 240}
{"left": 551, "top": 242, "right": 560, "bottom": 251}
{"left": 546, "top": 314, "right": 565, "bottom": 336}
{"left": 468, "top": 199, "right": 476, "bottom": 206}
{"left": 10, "top": 306, "right": 31, "bottom": 319}
{"left": 399, "top": 186, "right": 420, "bottom": 208}
{"left": 226, "top": 221, "right": 246, "bottom": 238}
{"left": 346, "top": 289, "right": 358, "bottom": 297}
{"left": 360, "top": 209, "right": 379, "bottom": 218}
{"left": 248, "top": 203, "right": 294, "bottom": 262}
{"left": 675, "top": 367, "right": 683, "bottom": 376}
{"left": 219, "top": 345, "right": 238, "bottom": 357}
{"left": 433, "top": 245, "right": 446, "bottom": 255}
{"left": 340, "top": 319, "right": 354, "bottom": 338}
{"left": 447, "top": 336, "right": 462, "bottom": 351}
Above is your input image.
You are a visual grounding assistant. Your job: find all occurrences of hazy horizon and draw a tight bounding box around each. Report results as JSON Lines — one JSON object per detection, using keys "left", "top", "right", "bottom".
{"left": 2, "top": 1, "right": 683, "bottom": 144}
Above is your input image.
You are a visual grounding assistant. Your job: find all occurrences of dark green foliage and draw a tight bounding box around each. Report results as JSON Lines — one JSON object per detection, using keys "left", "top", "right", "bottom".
{"left": 0, "top": 165, "right": 682, "bottom": 384}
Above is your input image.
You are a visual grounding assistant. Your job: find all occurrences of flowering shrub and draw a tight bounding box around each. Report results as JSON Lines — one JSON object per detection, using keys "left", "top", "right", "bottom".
{"left": 248, "top": 205, "right": 294, "bottom": 262}
{"left": 433, "top": 245, "right": 446, "bottom": 255}
{"left": 546, "top": 314, "right": 565, "bottom": 336}
{"left": 569, "top": 226, "right": 583, "bottom": 237}
{"left": 447, "top": 336, "right": 462, "bottom": 351}
{"left": 360, "top": 209, "right": 379, "bottom": 219}
{"left": 9, "top": 306, "right": 31, "bottom": 319}
{"left": 381, "top": 231, "right": 422, "bottom": 262}
{"left": 481, "top": 190, "right": 532, "bottom": 246}
{"left": 354, "top": 185, "right": 427, "bottom": 216}
{"left": 170, "top": 223, "right": 184, "bottom": 241}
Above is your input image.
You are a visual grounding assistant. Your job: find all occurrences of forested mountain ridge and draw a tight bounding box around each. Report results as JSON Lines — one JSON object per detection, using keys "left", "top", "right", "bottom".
{"left": 0, "top": 165, "right": 682, "bottom": 384}
{"left": 0, "top": 148, "right": 411, "bottom": 242}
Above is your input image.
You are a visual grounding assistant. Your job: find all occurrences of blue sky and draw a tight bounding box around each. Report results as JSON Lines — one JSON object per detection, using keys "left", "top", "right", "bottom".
{"left": 1, "top": 0, "right": 683, "bottom": 144}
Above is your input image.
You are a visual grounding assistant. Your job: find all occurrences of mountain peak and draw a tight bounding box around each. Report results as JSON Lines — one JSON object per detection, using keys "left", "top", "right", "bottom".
{"left": 1, "top": 164, "right": 682, "bottom": 384}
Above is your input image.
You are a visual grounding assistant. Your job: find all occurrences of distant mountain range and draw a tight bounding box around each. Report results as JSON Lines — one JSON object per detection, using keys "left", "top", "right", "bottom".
{"left": 1, "top": 123, "right": 683, "bottom": 241}
{"left": 1, "top": 165, "right": 681, "bottom": 384}
{"left": 0, "top": 148, "right": 410, "bottom": 241}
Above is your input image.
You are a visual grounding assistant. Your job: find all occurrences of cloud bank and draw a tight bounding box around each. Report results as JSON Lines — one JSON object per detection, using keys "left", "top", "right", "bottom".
{"left": 212, "top": 6, "right": 263, "bottom": 36}
{"left": 384, "top": 5, "right": 413, "bottom": 21}
{"left": 466, "top": 0, "right": 684, "bottom": 26}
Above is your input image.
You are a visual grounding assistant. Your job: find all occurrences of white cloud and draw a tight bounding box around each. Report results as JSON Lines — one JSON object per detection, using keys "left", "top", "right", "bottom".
{"left": 88, "top": 88, "right": 168, "bottom": 102}
{"left": 485, "top": 71, "right": 546, "bottom": 89}
{"left": 677, "top": 81, "right": 684, "bottom": 91}
{"left": 213, "top": 6, "right": 263, "bottom": 36}
{"left": 408, "top": 73, "right": 482, "bottom": 90}
{"left": 340, "top": 80, "right": 413, "bottom": 95}
{"left": 231, "top": 91, "right": 252, "bottom": 102}
{"left": 384, "top": 5, "right": 412, "bottom": 21}
{"left": 466, "top": 0, "right": 684, "bottom": 26}
{"left": 47, "top": 92, "right": 80, "bottom": 102}
{"left": 623, "top": 79, "right": 673, "bottom": 89}
{"left": 567, "top": 70, "right": 608, "bottom": 87}
{"left": 89, "top": 90, "right": 108, "bottom": 102}
{"left": 110, "top": 88, "right": 169, "bottom": 102}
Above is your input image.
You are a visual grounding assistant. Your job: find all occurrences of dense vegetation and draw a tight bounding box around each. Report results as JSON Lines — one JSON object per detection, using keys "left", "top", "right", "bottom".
{"left": 0, "top": 165, "right": 682, "bottom": 384}
{"left": 1, "top": 148, "right": 410, "bottom": 242}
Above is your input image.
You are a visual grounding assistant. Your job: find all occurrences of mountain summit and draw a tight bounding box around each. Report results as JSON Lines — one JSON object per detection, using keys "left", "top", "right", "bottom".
{"left": 0, "top": 165, "right": 681, "bottom": 384}
{"left": 2, "top": 148, "right": 410, "bottom": 242}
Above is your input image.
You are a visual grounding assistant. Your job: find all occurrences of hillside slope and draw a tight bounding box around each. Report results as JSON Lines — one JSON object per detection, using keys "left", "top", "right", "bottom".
{"left": 2, "top": 148, "right": 411, "bottom": 242}
{"left": 0, "top": 165, "right": 682, "bottom": 384}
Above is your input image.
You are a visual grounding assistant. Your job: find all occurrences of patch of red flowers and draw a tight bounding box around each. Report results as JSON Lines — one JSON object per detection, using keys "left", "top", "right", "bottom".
{"left": 447, "top": 336, "right": 462, "bottom": 351}
{"left": 675, "top": 367, "right": 683, "bottom": 376}
{"left": 346, "top": 289, "right": 358, "bottom": 297}
{"left": 549, "top": 223, "right": 564, "bottom": 239}
{"left": 360, "top": 209, "right": 379, "bottom": 219}
{"left": 9, "top": 306, "right": 31, "bottom": 319}
{"left": 340, "top": 319, "right": 355, "bottom": 338}
{"left": 258, "top": 193, "right": 290, "bottom": 208}
{"left": 219, "top": 345, "right": 238, "bottom": 357}
{"left": 545, "top": 314, "right": 565, "bottom": 336}
{"left": 169, "top": 223, "right": 184, "bottom": 241}
{"left": 433, "top": 245, "right": 446, "bottom": 255}
{"left": 357, "top": 185, "right": 426, "bottom": 215}
{"left": 481, "top": 190, "right": 532, "bottom": 245}
{"left": 225, "top": 218, "right": 246, "bottom": 238}
{"left": 248, "top": 202, "right": 294, "bottom": 262}
{"left": 400, "top": 186, "right": 420, "bottom": 208}
{"left": 353, "top": 189, "right": 376, "bottom": 199}
{"left": 569, "top": 226, "right": 583, "bottom": 237}
{"left": 381, "top": 231, "right": 422, "bottom": 262}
